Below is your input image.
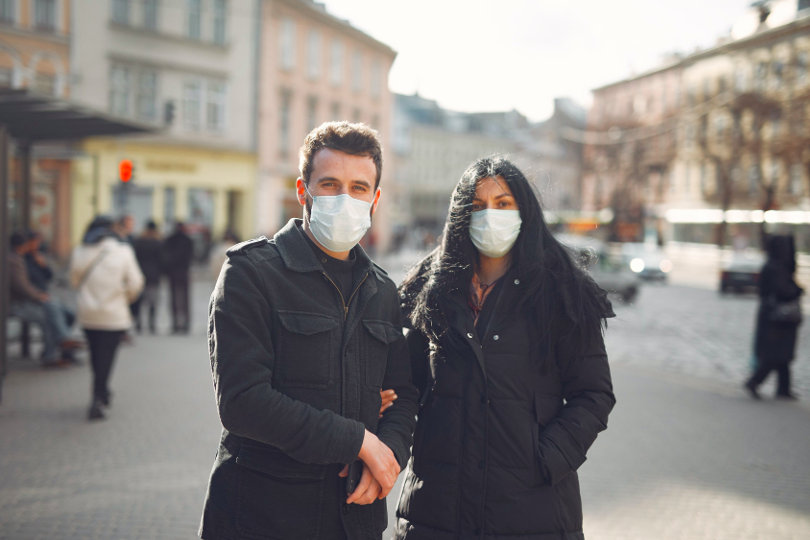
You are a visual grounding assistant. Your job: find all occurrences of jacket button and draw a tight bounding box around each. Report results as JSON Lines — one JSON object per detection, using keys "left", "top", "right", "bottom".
{"left": 513, "top": 279, "right": 520, "bottom": 285}
{"left": 492, "top": 334, "right": 499, "bottom": 341}
{"left": 466, "top": 332, "right": 473, "bottom": 339}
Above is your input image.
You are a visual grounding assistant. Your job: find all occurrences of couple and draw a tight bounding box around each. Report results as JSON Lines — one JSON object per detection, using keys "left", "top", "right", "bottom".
{"left": 199, "top": 122, "right": 616, "bottom": 540}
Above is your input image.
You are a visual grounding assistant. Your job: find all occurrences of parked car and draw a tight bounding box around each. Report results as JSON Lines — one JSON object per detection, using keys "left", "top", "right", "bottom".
{"left": 556, "top": 234, "right": 641, "bottom": 303}
{"left": 620, "top": 243, "right": 673, "bottom": 282}
{"left": 720, "top": 252, "right": 764, "bottom": 294}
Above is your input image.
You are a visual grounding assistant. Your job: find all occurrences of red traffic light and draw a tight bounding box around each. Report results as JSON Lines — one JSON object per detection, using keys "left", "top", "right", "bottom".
{"left": 119, "top": 159, "right": 134, "bottom": 183}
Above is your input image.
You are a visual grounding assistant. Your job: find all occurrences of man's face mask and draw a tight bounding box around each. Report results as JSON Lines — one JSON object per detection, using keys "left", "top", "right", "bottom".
{"left": 304, "top": 185, "right": 373, "bottom": 253}
{"left": 469, "top": 209, "right": 522, "bottom": 258}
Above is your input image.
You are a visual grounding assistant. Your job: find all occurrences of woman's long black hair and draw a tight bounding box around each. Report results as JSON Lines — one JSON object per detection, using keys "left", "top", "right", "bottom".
{"left": 399, "top": 156, "right": 613, "bottom": 365}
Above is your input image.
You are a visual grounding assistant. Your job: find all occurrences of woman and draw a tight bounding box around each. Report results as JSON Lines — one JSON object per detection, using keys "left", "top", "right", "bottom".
{"left": 745, "top": 234, "right": 804, "bottom": 400}
{"left": 70, "top": 216, "right": 144, "bottom": 420}
{"left": 394, "top": 157, "right": 615, "bottom": 539}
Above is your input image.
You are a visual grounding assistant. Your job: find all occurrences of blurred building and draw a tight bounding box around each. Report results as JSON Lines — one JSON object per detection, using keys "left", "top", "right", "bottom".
{"left": 391, "top": 92, "right": 521, "bottom": 241}
{"left": 583, "top": 0, "right": 810, "bottom": 248}
{"left": 0, "top": 0, "right": 75, "bottom": 257}
{"left": 69, "top": 0, "right": 258, "bottom": 257}
{"left": 256, "top": 0, "right": 396, "bottom": 249}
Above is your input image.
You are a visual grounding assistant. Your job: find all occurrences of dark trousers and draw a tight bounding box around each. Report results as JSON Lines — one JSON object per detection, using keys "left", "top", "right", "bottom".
{"left": 169, "top": 272, "right": 190, "bottom": 332}
{"left": 748, "top": 361, "right": 791, "bottom": 396}
{"left": 84, "top": 329, "right": 124, "bottom": 402}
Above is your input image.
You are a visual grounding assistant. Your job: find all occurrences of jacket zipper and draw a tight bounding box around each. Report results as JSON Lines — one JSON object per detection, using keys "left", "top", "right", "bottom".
{"left": 321, "top": 271, "right": 369, "bottom": 320}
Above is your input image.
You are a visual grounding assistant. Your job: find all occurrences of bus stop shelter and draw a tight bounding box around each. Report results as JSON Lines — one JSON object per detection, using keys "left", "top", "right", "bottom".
{"left": 0, "top": 88, "right": 154, "bottom": 402}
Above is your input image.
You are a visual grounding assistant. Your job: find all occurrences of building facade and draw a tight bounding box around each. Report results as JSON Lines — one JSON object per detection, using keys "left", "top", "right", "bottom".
{"left": 256, "top": 0, "right": 396, "bottom": 248}
{"left": 0, "top": 0, "right": 74, "bottom": 257}
{"left": 69, "top": 0, "right": 259, "bottom": 255}
{"left": 583, "top": 0, "right": 810, "bottom": 247}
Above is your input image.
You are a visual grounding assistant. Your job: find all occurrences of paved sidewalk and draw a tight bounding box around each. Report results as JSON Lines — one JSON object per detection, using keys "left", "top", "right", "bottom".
{"left": 0, "top": 273, "right": 808, "bottom": 539}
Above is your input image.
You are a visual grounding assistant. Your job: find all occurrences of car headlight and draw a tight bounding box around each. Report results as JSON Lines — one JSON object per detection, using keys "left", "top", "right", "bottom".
{"left": 630, "top": 258, "right": 645, "bottom": 273}
{"left": 659, "top": 259, "right": 673, "bottom": 273}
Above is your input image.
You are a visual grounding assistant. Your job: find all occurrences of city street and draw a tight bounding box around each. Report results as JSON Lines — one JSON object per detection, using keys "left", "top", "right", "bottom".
{"left": 1, "top": 263, "right": 809, "bottom": 539}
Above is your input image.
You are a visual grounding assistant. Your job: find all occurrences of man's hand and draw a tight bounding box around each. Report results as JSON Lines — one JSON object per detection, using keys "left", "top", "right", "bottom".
{"left": 379, "top": 388, "right": 397, "bottom": 417}
{"left": 340, "top": 464, "right": 382, "bottom": 505}
{"left": 357, "top": 429, "right": 400, "bottom": 498}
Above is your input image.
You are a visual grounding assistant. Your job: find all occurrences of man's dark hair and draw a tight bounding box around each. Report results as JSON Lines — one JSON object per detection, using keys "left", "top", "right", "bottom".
{"left": 298, "top": 121, "right": 383, "bottom": 189}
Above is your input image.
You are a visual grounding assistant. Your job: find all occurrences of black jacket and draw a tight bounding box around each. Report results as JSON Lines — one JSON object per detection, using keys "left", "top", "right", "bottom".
{"left": 754, "top": 259, "right": 803, "bottom": 366}
{"left": 199, "top": 220, "right": 418, "bottom": 540}
{"left": 133, "top": 236, "right": 163, "bottom": 284}
{"left": 162, "top": 229, "right": 194, "bottom": 275}
{"left": 396, "top": 269, "right": 615, "bottom": 540}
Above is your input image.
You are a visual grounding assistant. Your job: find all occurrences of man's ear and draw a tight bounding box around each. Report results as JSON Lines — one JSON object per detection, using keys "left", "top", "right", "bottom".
{"left": 296, "top": 178, "right": 307, "bottom": 207}
{"left": 371, "top": 187, "right": 382, "bottom": 215}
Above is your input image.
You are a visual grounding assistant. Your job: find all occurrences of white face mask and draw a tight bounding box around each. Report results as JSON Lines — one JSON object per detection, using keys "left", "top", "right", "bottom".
{"left": 305, "top": 187, "right": 372, "bottom": 253}
{"left": 469, "top": 209, "right": 522, "bottom": 258}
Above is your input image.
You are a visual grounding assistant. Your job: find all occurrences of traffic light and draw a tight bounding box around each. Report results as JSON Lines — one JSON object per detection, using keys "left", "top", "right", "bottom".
{"left": 164, "top": 100, "right": 176, "bottom": 126}
{"left": 119, "top": 159, "right": 134, "bottom": 183}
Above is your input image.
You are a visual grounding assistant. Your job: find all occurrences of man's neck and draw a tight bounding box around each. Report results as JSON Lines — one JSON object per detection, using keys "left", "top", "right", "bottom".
{"left": 301, "top": 221, "right": 351, "bottom": 261}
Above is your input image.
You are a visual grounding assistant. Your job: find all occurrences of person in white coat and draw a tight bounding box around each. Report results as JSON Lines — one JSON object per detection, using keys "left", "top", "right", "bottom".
{"left": 70, "top": 216, "right": 144, "bottom": 420}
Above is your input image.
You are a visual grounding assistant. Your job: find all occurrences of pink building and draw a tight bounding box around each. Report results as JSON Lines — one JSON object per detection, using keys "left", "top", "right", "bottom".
{"left": 257, "top": 0, "right": 396, "bottom": 244}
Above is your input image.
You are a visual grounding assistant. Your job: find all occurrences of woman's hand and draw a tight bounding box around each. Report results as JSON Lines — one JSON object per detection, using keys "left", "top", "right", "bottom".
{"left": 379, "top": 388, "right": 397, "bottom": 417}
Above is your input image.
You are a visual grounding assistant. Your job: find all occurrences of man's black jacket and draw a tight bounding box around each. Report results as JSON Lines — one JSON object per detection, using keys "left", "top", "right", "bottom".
{"left": 199, "top": 220, "right": 418, "bottom": 540}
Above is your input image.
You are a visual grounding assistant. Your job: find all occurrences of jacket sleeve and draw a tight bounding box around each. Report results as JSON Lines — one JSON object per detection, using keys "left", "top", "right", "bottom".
{"left": 536, "top": 324, "right": 615, "bottom": 485}
{"left": 10, "top": 256, "right": 43, "bottom": 301}
{"left": 210, "top": 254, "right": 366, "bottom": 466}
{"left": 375, "top": 306, "right": 419, "bottom": 469}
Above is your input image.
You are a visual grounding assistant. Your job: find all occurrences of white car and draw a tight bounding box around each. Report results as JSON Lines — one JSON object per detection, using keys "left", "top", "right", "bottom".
{"left": 620, "top": 243, "right": 673, "bottom": 282}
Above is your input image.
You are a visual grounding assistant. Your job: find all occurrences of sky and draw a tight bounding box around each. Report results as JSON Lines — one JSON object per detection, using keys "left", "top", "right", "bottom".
{"left": 320, "top": 0, "right": 758, "bottom": 121}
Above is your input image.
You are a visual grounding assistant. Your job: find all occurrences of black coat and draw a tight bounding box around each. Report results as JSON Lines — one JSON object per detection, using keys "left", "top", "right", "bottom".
{"left": 199, "top": 220, "right": 418, "bottom": 540}
{"left": 162, "top": 229, "right": 194, "bottom": 275}
{"left": 754, "top": 260, "right": 803, "bottom": 366}
{"left": 133, "top": 236, "right": 163, "bottom": 284}
{"left": 395, "top": 269, "right": 615, "bottom": 540}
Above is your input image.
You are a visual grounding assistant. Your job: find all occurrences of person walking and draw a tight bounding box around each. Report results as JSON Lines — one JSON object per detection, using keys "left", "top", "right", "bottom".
{"left": 162, "top": 222, "right": 194, "bottom": 334}
{"left": 394, "top": 156, "right": 616, "bottom": 539}
{"left": 70, "top": 216, "right": 144, "bottom": 420}
{"left": 132, "top": 220, "right": 163, "bottom": 334}
{"left": 745, "top": 234, "right": 804, "bottom": 400}
{"left": 199, "top": 122, "right": 418, "bottom": 540}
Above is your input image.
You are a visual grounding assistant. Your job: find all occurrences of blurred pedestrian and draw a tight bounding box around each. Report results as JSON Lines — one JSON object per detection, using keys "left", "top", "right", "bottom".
{"left": 70, "top": 215, "right": 144, "bottom": 420}
{"left": 199, "top": 121, "right": 417, "bottom": 540}
{"left": 8, "top": 231, "right": 82, "bottom": 366}
{"left": 393, "top": 156, "right": 616, "bottom": 539}
{"left": 132, "top": 220, "right": 163, "bottom": 334}
{"left": 745, "top": 234, "right": 804, "bottom": 400}
{"left": 162, "top": 222, "right": 194, "bottom": 334}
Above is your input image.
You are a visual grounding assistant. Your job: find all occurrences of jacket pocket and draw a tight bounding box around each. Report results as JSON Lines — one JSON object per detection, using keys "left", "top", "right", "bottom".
{"left": 362, "top": 319, "right": 400, "bottom": 388}
{"left": 235, "top": 444, "right": 327, "bottom": 539}
{"left": 276, "top": 310, "right": 338, "bottom": 389}
{"left": 534, "top": 392, "right": 562, "bottom": 485}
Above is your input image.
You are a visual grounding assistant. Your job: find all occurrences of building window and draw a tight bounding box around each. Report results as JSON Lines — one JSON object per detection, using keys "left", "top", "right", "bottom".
{"left": 213, "top": 0, "right": 227, "bottom": 45}
{"left": 143, "top": 0, "right": 158, "bottom": 30}
{"left": 206, "top": 81, "right": 226, "bottom": 132}
{"left": 772, "top": 61, "right": 784, "bottom": 89}
{"left": 370, "top": 59, "right": 381, "bottom": 98}
{"left": 110, "top": 65, "right": 131, "bottom": 116}
{"left": 0, "top": 67, "right": 12, "bottom": 86}
{"left": 800, "top": 0, "right": 810, "bottom": 11}
{"left": 183, "top": 80, "right": 202, "bottom": 130}
{"left": 136, "top": 69, "right": 158, "bottom": 121}
{"left": 306, "top": 95, "right": 318, "bottom": 132}
{"left": 33, "top": 72, "right": 55, "bottom": 95}
{"left": 797, "top": 51, "right": 808, "bottom": 85}
{"left": 0, "top": 0, "right": 16, "bottom": 23}
{"left": 279, "top": 88, "right": 292, "bottom": 155}
{"left": 351, "top": 50, "right": 362, "bottom": 92}
{"left": 754, "top": 62, "right": 767, "bottom": 91}
{"left": 330, "top": 39, "right": 343, "bottom": 86}
{"left": 111, "top": 0, "right": 129, "bottom": 24}
{"left": 789, "top": 163, "right": 803, "bottom": 195}
{"left": 307, "top": 29, "right": 321, "bottom": 80}
{"left": 34, "top": 0, "right": 57, "bottom": 31}
{"left": 748, "top": 165, "right": 759, "bottom": 196}
{"left": 187, "top": 0, "right": 201, "bottom": 40}
{"left": 280, "top": 17, "right": 295, "bottom": 70}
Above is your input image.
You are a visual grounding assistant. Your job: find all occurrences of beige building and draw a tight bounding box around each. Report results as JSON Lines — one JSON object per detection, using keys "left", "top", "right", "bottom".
{"left": 256, "top": 0, "right": 396, "bottom": 247}
{"left": 69, "top": 0, "right": 258, "bottom": 255}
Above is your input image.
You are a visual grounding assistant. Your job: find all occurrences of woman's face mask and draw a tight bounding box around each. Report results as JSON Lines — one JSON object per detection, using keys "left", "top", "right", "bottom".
{"left": 305, "top": 186, "right": 372, "bottom": 253}
{"left": 469, "top": 209, "right": 522, "bottom": 258}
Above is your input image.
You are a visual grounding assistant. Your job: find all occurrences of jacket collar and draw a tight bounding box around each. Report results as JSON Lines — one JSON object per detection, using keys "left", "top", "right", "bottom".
{"left": 273, "top": 218, "right": 375, "bottom": 276}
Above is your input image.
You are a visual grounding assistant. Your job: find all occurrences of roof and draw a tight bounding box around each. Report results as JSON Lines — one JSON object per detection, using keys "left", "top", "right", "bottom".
{"left": 0, "top": 88, "right": 155, "bottom": 142}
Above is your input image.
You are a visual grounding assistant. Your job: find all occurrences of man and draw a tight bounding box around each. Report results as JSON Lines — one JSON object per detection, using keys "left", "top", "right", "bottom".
{"left": 132, "top": 220, "right": 163, "bottom": 334}
{"left": 162, "top": 221, "right": 194, "bottom": 333}
{"left": 8, "top": 232, "right": 82, "bottom": 366}
{"left": 199, "top": 122, "right": 417, "bottom": 540}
